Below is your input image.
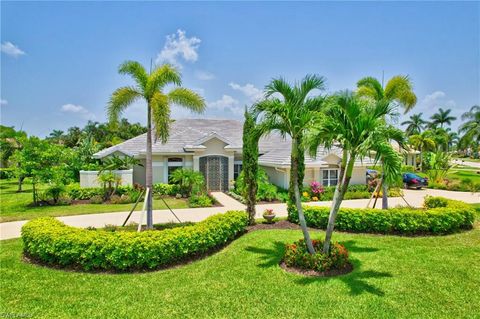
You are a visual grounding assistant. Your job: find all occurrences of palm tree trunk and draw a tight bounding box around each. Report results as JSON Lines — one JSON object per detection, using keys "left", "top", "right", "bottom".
{"left": 381, "top": 180, "right": 388, "bottom": 209}
{"left": 323, "top": 152, "right": 351, "bottom": 254}
{"left": 419, "top": 146, "right": 423, "bottom": 172}
{"left": 146, "top": 103, "right": 153, "bottom": 229}
{"left": 291, "top": 138, "right": 315, "bottom": 254}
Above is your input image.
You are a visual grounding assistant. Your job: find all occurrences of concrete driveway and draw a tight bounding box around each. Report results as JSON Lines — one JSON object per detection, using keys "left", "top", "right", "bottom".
{"left": 1, "top": 189, "right": 478, "bottom": 241}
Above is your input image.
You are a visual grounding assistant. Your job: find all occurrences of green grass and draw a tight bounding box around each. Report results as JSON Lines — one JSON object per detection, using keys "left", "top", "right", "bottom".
{"left": 446, "top": 167, "right": 480, "bottom": 184}
{"left": 0, "top": 179, "right": 188, "bottom": 223}
{"left": 1, "top": 228, "right": 479, "bottom": 318}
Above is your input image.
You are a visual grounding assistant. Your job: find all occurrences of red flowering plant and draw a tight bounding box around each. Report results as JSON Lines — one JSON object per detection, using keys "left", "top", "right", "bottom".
{"left": 284, "top": 238, "right": 350, "bottom": 272}
{"left": 309, "top": 181, "right": 324, "bottom": 200}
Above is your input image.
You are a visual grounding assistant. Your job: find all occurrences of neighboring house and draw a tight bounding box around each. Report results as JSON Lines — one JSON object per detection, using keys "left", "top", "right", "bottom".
{"left": 391, "top": 141, "right": 420, "bottom": 168}
{"left": 91, "top": 119, "right": 373, "bottom": 191}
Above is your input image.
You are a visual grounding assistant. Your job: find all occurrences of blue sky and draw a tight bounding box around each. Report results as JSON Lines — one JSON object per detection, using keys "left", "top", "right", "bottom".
{"left": 1, "top": 1, "right": 479, "bottom": 137}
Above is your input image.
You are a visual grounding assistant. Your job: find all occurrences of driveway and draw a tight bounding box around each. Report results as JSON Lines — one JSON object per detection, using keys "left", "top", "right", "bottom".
{"left": 1, "top": 189, "right": 478, "bottom": 241}
{"left": 453, "top": 159, "right": 480, "bottom": 169}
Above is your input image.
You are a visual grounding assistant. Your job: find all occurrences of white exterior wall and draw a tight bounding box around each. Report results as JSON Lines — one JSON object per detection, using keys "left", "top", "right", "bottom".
{"left": 80, "top": 170, "right": 133, "bottom": 188}
{"left": 261, "top": 166, "right": 289, "bottom": 189}
{"left": 350, "top": 167, "right": 367, "bottom": 185}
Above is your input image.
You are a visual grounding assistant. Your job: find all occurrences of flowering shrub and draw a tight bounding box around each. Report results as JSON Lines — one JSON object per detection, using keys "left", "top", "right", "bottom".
{"left": 310, "top": 181, "right": 324, "bottom": 195}
{"left": 284, "top": 239, "right": 350, "bottom": 272}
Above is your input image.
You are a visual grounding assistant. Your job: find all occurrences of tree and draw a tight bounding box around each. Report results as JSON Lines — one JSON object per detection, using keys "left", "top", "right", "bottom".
{"left": 430, "top": 108, "right": 457, "bottom": 128}
{"left": 409, "top": 131, "right": 436, "bottom": 171}
{"left": 47, "top": 130, "right": 65, "bottom": 144}
{"left": 357, "top": 75, "right": 417, "bottom": 209}
{"left": 254, "top": 75, "right": 326, "bottom": 254}
{"left": 306, "top": 91, "right": 403, "bottom": 253}
{"left": 459, "top": 105, "right": 480, "bottom": 158}
{"left": 401, "top": 113, "right": 426, "bottom": 136}
{"left": 242, "top": 109, "right": 261, "bottom": 225}
{"left": 107, "top": 61, "right": 205, "bottom": 229}
{"left": 170, "top": 168, "right": 205, "bottom": 197}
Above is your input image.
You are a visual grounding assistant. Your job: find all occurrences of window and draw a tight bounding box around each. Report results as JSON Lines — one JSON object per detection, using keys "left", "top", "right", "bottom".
{"left": 234, "top": 162, "right": 243, "bottom": 180}
{"left": 322, "top": 169, "right": 338, "bottom": 186}
{"left": 167, "top": 157, "right": 183, "bottom": 181}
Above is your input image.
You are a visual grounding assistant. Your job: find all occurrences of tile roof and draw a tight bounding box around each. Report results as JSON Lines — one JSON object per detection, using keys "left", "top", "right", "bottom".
{"left": 94, "top": 118, "right": 373, "bottom": 167}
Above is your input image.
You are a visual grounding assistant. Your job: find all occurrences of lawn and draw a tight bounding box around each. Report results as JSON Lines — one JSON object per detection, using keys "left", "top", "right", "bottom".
{"left": 0, "top": 179, "right": 188, "bottom": 222}
{"left": 446, "top": 167, "right": 480, "bottom": 183}
{"left": 1, "top": 228, "right": 479, "bottom": 318}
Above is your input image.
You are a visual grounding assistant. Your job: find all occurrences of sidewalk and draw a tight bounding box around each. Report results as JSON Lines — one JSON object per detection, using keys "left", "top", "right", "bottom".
{"left": 1, "top": 188, "right": 478, "bottom": 240}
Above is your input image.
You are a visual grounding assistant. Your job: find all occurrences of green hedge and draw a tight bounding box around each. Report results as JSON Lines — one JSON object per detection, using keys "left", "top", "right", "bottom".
{"left": 22, "top": 211, "right": 248, "bottom": 271}
{"left": 288, "top": 197, "right": 474, "bottom": 235}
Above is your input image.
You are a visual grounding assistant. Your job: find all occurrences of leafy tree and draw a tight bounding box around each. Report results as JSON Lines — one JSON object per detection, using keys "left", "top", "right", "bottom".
{"left": 242, "top": 109, "right": 261, "bottom": 225}
{"left": 0, "top": 125, "right": 26, "bottom": 169}
{"left": 430, "top": 108, "right": 457, "bottom": 128}
{"left": 401, "top": 113, "right": 426, "bottom": 135}
{"left": 107, "top": 61, "right": 205, "bottom": 229}
{"left": 409, "top": 131, "right": 436, "bottom": 171}
{"left": 357, "top": 75, "right": 417, "bottom": 209}
{"left": 63, "top": 126, "right": 83, "bottom": 148}
{"left": 47, "top": 130, "right": 65, "bottom": 144}
{"left": 254, "top": 75, "right": 326, "bottom": 254}
{"left": 307, "top": 91, "right": 403, "bottom": 253}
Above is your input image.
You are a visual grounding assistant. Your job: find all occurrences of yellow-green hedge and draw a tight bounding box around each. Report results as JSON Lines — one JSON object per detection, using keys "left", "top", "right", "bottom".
{"left": 288, "top": 197, "right": 475, "bottom": 235}
{"left": 22, "top": 211, "right": 248, "bottom": 271}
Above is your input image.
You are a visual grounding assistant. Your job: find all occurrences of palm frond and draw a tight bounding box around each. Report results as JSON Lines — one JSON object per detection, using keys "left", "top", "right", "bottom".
{"left": 147, "top": 64, "right": 182, "bottom": 95}
{"left": 265, "top": 77, "right": 294, "bottom": 102}
{"left": 356, "top": 77, "right": 383, "bottom": 100}
{"left": 118, "top": 61, "right": 148, "bottom": 91}
{"left": 384, "top": 75, "right": 417, "bottom": 112}
{"left": 168, "top": 87, "right": 206, "bottom": 113}
{"left": 150, "top": 92, "right": 170, "bottom": 143}
{"left": 107, "top": 86, "right": 142, "bottom": 123}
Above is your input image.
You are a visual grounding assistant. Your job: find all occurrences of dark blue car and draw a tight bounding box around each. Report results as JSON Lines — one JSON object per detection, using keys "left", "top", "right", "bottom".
{"left": 402, "top": 173, "right": 428, "bottom": 189}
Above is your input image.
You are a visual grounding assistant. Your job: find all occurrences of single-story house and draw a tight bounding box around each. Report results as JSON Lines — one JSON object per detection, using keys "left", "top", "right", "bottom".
{"left": 91, "top": 118, "right": 374, "bottom": 191}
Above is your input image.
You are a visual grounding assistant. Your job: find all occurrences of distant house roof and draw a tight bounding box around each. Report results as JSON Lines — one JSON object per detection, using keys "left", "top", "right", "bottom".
{"left": 93, "top": 118, "right": 373, "bottom": 167}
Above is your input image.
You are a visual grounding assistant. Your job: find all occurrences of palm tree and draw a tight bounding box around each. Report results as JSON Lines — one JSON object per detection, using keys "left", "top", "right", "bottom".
{"left": 357, "top": 75, "right": 417, "bottom": 209}
{"left": 459, "top": 105, "right": 480, "bottom": 158}
{"left": 409, "top": 131, "right": 436, "bottom": 171}
{"left": 254, "top": 75, "right": 326, "bottom": 254}
{"left": 48, "top": 130, "right": 65, "bottom": 144}
{"left": 306, "top": 91, "right": 403, "bottom": 253}
{"left": 430, "top": 108, "right": 457, "bottom": 128}
{"left": 108, "top": 61, "right": 205, "bottom": 229}
{"left": 401, "top": 113, "right": 426, "bottom": 135}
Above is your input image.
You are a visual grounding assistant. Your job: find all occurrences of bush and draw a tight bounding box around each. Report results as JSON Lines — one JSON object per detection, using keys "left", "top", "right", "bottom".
{"left": 110, "top": 194, "right": 132, "bottom": 204}
{"left": 0, "top": 168, "right": 15, "bottom": 179}
{"left": 169, "top": 169, "right": 205, "bottom": 197}
{"left": 235, "top": 168, "right": 279, "bottom": 201}
{"left": 90, "top": 195, "right": 103, "bottom": 204}
{"left": 67, "top": 185, "right": 104, "bottom": 200}
{"left": 21, "top": 211, "right": 248, "bottom": 271}
{"left": 288, "top": 197, "right": 474, "bottom": 235}
{"left": 188, "top": 194, "right": 214, "bottom": 208}
{"left": 43, "top": 184, "right": 67, "bottom": 204}
{"left": 153, "top": 183, "right": 178, "bottom": 196}
{"left": 284, "top": 239, "right": 350, "bottom": 273}
{"left": 424, "top": 196, "right": 448, "bottom": 208}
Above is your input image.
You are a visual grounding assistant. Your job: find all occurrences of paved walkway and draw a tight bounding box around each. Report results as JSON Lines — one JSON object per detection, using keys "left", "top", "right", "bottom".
{"left": 1, "top": 189, "right": 478, "bottom": 241}
{"left": 453, "top": 159, "right": 480, "bottom": 169}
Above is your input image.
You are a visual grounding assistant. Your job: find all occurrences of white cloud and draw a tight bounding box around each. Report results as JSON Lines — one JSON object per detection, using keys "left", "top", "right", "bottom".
{"left": 229, "top": 82, "right": 263, "bottom": 102}
{"left": 418, "top": 91, "right": 456, "bottom": 111}
{"left": 207, "top": 95, "right": 242, "bottom": 115}
{"left": 60, "top": 104, "right": 96, "bottom": 120}
{"left": 0, "top": 99, "right": 7, "bottom": 106}
{"left": 195, "top": 70, "right": 215, "bottom": 81}
{"left": 1, "top": 42, "right": 25, "bottom": 57}
{"left": 155, "top": 29, "right": 201, "bottom": 68}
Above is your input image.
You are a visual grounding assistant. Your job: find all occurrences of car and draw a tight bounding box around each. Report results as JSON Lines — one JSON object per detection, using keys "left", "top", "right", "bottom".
{"left": 402, "top": 173, "right": 428, "bottom": 189}
{"left": 366, "top": 169, "right": 378, "bottom": 181}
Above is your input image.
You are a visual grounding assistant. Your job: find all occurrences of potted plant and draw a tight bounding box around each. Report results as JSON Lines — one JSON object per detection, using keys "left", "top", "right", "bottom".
{"left": 262, "top": 208, "right": 276, "bottom": 224}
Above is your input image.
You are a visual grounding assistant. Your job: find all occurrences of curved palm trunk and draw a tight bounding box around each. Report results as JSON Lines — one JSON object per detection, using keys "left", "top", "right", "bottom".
{"left": 381, "top": 179, "right": 388, "bottom": 209}
{"left": 291, "top": 138, "right": 315, "bottom": 254}
{"left": 323, "top": 151, "right": 348, "bottom": 254}
{"left": 145, "top": 103, "right": 153, "bottom": 229}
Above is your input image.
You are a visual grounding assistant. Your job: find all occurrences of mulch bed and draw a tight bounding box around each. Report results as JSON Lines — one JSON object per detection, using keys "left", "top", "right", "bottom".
{"left": 279, "top": 261, "right": 354, "bottom": 277}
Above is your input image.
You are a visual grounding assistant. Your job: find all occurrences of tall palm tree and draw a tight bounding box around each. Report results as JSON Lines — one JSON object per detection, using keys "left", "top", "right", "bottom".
{"left": 108, "top": 61, "right": 205, "bottom": 229}
{"left": 459, "top": 105, "right": 480, "bottom": 157}
{"left": 430, "top": 108, "right": 457, "bottom": 128}
{"left": 401, "top": 113, "right": 426, "bottom": 135}
{"left": 254, "top": 75, "right": 326, "bottom": 254}
{"left": 357, "top": 75, "right": 417, "bottom": 209}
{"left": 306, "top": 91, "right": 403, "bottom": 253}
{"left": 409, "top": 131, "right": 436, "bottom": 171}
{"left": 48, "top": 130, "right": 65, "bottom": 144}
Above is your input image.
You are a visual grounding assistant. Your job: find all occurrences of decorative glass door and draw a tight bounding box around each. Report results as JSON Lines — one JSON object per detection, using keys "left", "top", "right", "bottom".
{"left": 199, "top": 156, "right": 228, "bottom": 191}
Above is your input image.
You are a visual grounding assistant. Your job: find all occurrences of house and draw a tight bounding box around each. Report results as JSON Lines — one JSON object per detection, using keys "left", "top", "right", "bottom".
{"left": 91, "top": 119, "right": 373, "bottom": 191}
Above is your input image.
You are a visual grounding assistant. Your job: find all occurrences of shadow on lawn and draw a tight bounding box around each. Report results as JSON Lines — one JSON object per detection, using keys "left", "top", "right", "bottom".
{"left": 245, "top": 240, "right": 392, "bottom": 296}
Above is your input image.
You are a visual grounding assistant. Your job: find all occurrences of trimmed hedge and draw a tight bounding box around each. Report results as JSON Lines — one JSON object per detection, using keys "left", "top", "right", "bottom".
{"left": 289, "top": 197, "right": 475, "bottom": 235}
{"left": 22, "top": 211, "right": 248, "bottom": 271}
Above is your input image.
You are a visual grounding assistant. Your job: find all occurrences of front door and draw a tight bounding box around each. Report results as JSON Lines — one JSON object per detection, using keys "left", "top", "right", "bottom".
{"left": 199, "top": 156, "right": 228, "bottom": 191}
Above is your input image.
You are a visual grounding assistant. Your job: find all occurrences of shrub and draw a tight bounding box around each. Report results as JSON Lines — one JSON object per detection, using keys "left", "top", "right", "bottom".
{"left": 110, "top": 194, "right": 132, "bottom": 204}
{"left": 424, "top": 196, "right": 448, "bottom": 208}
{"left": 235, "top": 168, "right": 279, "bottom": 201}
{"left": 43, "top": 183, "right": 67, "bottom": 204}
{"left": 90, "top": 195, "right": 103, "bottom": 204}
{"left": 0, "top": 167, "right": 15, "bottom": 179}
{"left": 67, "top": 185, "right": 104, "bottom": 200}
{"left": 188, "top": 194, "right": 213, "bottom": 208}
{"left": 21, "top": 211, "right": 248, "bottom": 271}
{"left": 169, "top": 169, "right": 205, "bottom": 197}
{"left": 153, "top": 183, "right": 178, "bottom": 196}
{"left": 288, "top": 197, "right": 474, "bottom": 235}
{"left": 284, "top": 239, "right": 350, "bottom": 273}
